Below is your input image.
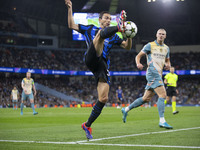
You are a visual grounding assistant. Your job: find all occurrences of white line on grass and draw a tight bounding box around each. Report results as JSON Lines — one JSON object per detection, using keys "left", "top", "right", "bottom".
{"left": 0, "top": 140, "right": 200, "bottom": 149}
{"left": 76, "top": 126, "right": 200, "bottom": 143}
{"left": 0, "top": 140, "right": 77, "bottom": 144}
{"left": 81, "top": 143, "right": 200, "bottom": 149}
{"left": 0, "top": 127, "right": 200, "bottom": 149}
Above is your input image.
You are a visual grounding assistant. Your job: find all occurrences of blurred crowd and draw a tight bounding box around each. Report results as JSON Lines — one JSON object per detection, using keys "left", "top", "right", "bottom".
{"left": 1, "top": 46, "right": 200, "bottom": 71}
{"left": 0, "top": 12, "right": 35, "bottom": 34}
{"left": 0, "top": 75, "right": 199, "bottom": 108}
{"left": 0, "top": 21, "right": 17, "bottom": 33}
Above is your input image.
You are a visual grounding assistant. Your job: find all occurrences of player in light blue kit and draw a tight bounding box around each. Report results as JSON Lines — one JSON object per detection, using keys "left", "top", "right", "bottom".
{"left": 122, "top": 29, "right": 173, "bottom": 129}
{"left": 11, "top": 85, "right": 19, "bottom": 110}
{"left": 20, "top": 72, "right": 38, "bottom": 115}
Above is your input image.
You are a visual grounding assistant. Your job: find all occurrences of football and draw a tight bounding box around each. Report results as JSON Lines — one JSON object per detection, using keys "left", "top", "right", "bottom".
{"left": 122, "top": 21, "right": 138, "bottom": 39}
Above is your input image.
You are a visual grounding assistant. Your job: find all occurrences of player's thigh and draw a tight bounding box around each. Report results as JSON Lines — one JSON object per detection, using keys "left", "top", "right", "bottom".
{"left": 154, "top": 86, "right": 167, "bottom": 98}
{"left": 29, "top": 93, "right": 34, "bottom": 103}
{"left": 97, "top": 81, "right": 109, "bottom": 103}
{"left": 93, "top": 30, "right": 104, "bottom": 57}
{"left": 21, "top": 93, "right": 27, "bottom": 103}
{"left": 142, "top": 89, "right": 155, "bottom": 102}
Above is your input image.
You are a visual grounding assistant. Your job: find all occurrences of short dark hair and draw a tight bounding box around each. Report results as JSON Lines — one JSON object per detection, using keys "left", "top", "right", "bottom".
{"left": 99, "top": 11, "right": 110, "bottom": 19}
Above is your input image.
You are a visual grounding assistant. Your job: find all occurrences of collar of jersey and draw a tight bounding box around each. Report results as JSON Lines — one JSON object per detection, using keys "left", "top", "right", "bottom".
{"left": 154, "top": 40, "right": 164, "bottom": 47}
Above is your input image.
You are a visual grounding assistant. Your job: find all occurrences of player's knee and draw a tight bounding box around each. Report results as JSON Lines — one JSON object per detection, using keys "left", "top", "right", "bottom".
{"left": 143, "top": 97, "right": 151, "bottom": 102}
{"left": 93, "top": 31, "right": 104, "bottom": 43}
{"left": 159, "top": 93, "right": 167, "bottom": 99}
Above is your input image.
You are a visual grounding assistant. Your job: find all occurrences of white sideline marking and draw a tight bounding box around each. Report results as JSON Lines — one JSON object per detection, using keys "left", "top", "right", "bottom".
{"left": 76, "top": 126, "right": 200, "bottom": 143}
{"left": 81, "top": 143, "right": 200, "bottom": 149}
{"left": 0, "top": 140, "right": 77, "bottom": 145}
{"left": 0, "top": 127, "right": 200, "bottom": 149}
{"left": 0, "top": 140, "right": 200, "bottom": 149}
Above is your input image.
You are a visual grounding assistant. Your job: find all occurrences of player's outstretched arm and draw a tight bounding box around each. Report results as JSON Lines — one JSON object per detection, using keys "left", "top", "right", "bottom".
{"left": 135, "top": 51, "right": 145, "bottom": 70}
{"left": 65, "top": 0, "right": 79, "bottom": 31}
{"left": 33, "top": 84, "right": 37, "bottom": 97}
{"left": 120, "top": 38, "right": 132, "bottom": 50}
{"left": 21, "top": 81, "right": 26, "bottom": 93}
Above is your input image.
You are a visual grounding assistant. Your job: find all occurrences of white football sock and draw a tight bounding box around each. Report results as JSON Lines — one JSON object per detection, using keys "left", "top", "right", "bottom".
{"left": 160, "top": 117, "right": 166, "bottom": 123}
{"left": 125, "top": 107, "right": 130, "bottom": 112}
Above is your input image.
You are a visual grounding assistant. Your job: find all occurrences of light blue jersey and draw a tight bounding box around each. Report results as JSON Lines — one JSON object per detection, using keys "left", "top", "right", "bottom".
{"left": 141, "top": 40, "right": 170, "bottom": 90}
{"left": 21, "top": 78, "right": 34, "bottom": 100}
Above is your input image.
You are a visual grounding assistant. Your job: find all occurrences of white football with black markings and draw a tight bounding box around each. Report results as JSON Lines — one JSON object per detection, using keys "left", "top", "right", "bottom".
{"left": 122, "top": 21, "right": 138, "bottom": 39}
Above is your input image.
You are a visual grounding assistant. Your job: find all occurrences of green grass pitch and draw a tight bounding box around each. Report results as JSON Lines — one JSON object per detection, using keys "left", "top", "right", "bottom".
{"left": 0, "top": 106, "right": 200, "bottom": 150}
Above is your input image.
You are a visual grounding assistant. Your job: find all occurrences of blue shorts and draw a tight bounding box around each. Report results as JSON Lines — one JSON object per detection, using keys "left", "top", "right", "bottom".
{"left": 12, "top": 100, "right": 18, "bottom": 103}
{"left": 145, "top": 67, "right": 164, "bottom": 90}
{"left": 21, "top": 91, "right": 34, "bottom": 101}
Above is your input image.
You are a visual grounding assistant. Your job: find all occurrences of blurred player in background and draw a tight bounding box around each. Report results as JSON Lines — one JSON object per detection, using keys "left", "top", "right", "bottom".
{"left": 11, "top": 85, "right": 19, "bottom": 110}
{"left": 116, "top": 86, "right": 125, "bottom": 108}
{"left": 66, "top": 0, "right": 132, "bottom": 139}
{"left": 20, "top": 72, "right": 38, "bottom": 115}
{"left": 164, "top": 66, "right": 179, "bottom": 114}
{"left": 122, "top": 29, "right": 173, "bottom": 129}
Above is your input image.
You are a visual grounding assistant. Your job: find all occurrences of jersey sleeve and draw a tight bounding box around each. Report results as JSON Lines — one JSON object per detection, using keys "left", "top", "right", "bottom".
{"left": 78, "top": 24, "right": 92, "bottom": 35}
{"left": 164, "top": 74, "right": 169, "bottom": 79}
{"left": 141, "top": 43, "right": 151, "bottom": 54}
{"left": 166, "top": 47, "right": 170, "bottom": 58}
{"left": 32, "top": 79, "right": 34, "bottom": 85}
{"left": 114, "top": 34, "right": 123, "bottom": 45}
{"left": 21, "top": 79, "right": 25, "bottom": 84}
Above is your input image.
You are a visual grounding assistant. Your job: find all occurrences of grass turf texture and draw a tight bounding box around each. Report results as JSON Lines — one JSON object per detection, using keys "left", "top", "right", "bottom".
{"left": 0, "top": 107, "right": 199, "bottom": 150}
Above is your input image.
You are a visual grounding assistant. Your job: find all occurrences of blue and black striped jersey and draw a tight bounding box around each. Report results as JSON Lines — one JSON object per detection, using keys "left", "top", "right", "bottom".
{"left": 78, "top": 24, "right": 123, "bottom": 66}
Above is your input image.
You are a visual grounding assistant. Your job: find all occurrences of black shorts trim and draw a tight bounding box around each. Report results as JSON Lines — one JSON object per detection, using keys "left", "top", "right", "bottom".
{"left": 166, "top": 86, "right": 177, "bottom": 97}
{"left": 85, "top": 42, "right": 110, "bottom": 85}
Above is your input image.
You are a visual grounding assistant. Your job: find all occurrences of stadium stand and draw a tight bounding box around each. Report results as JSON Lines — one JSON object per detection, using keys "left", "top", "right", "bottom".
{"left": 0, "top": 12, "right": 36, "bottom": 34}
{"left": 0, "top": 74, "right": 199, "bottom": 108}
{"left": 1, "top": 46, "right": 200, "bottom": 71}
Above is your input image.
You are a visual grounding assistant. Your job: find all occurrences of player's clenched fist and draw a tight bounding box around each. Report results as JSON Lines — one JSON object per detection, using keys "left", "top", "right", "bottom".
{"left": 65, "top": 0, "right": 72, "bottom": 8}
{"left": 137, "top": 63, "right": 144, "bottom": 70}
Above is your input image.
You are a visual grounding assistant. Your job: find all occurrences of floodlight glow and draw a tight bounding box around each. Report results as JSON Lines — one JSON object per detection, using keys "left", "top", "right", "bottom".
{"left": 162, "top": 0, "right": 172, "bottom": 3}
